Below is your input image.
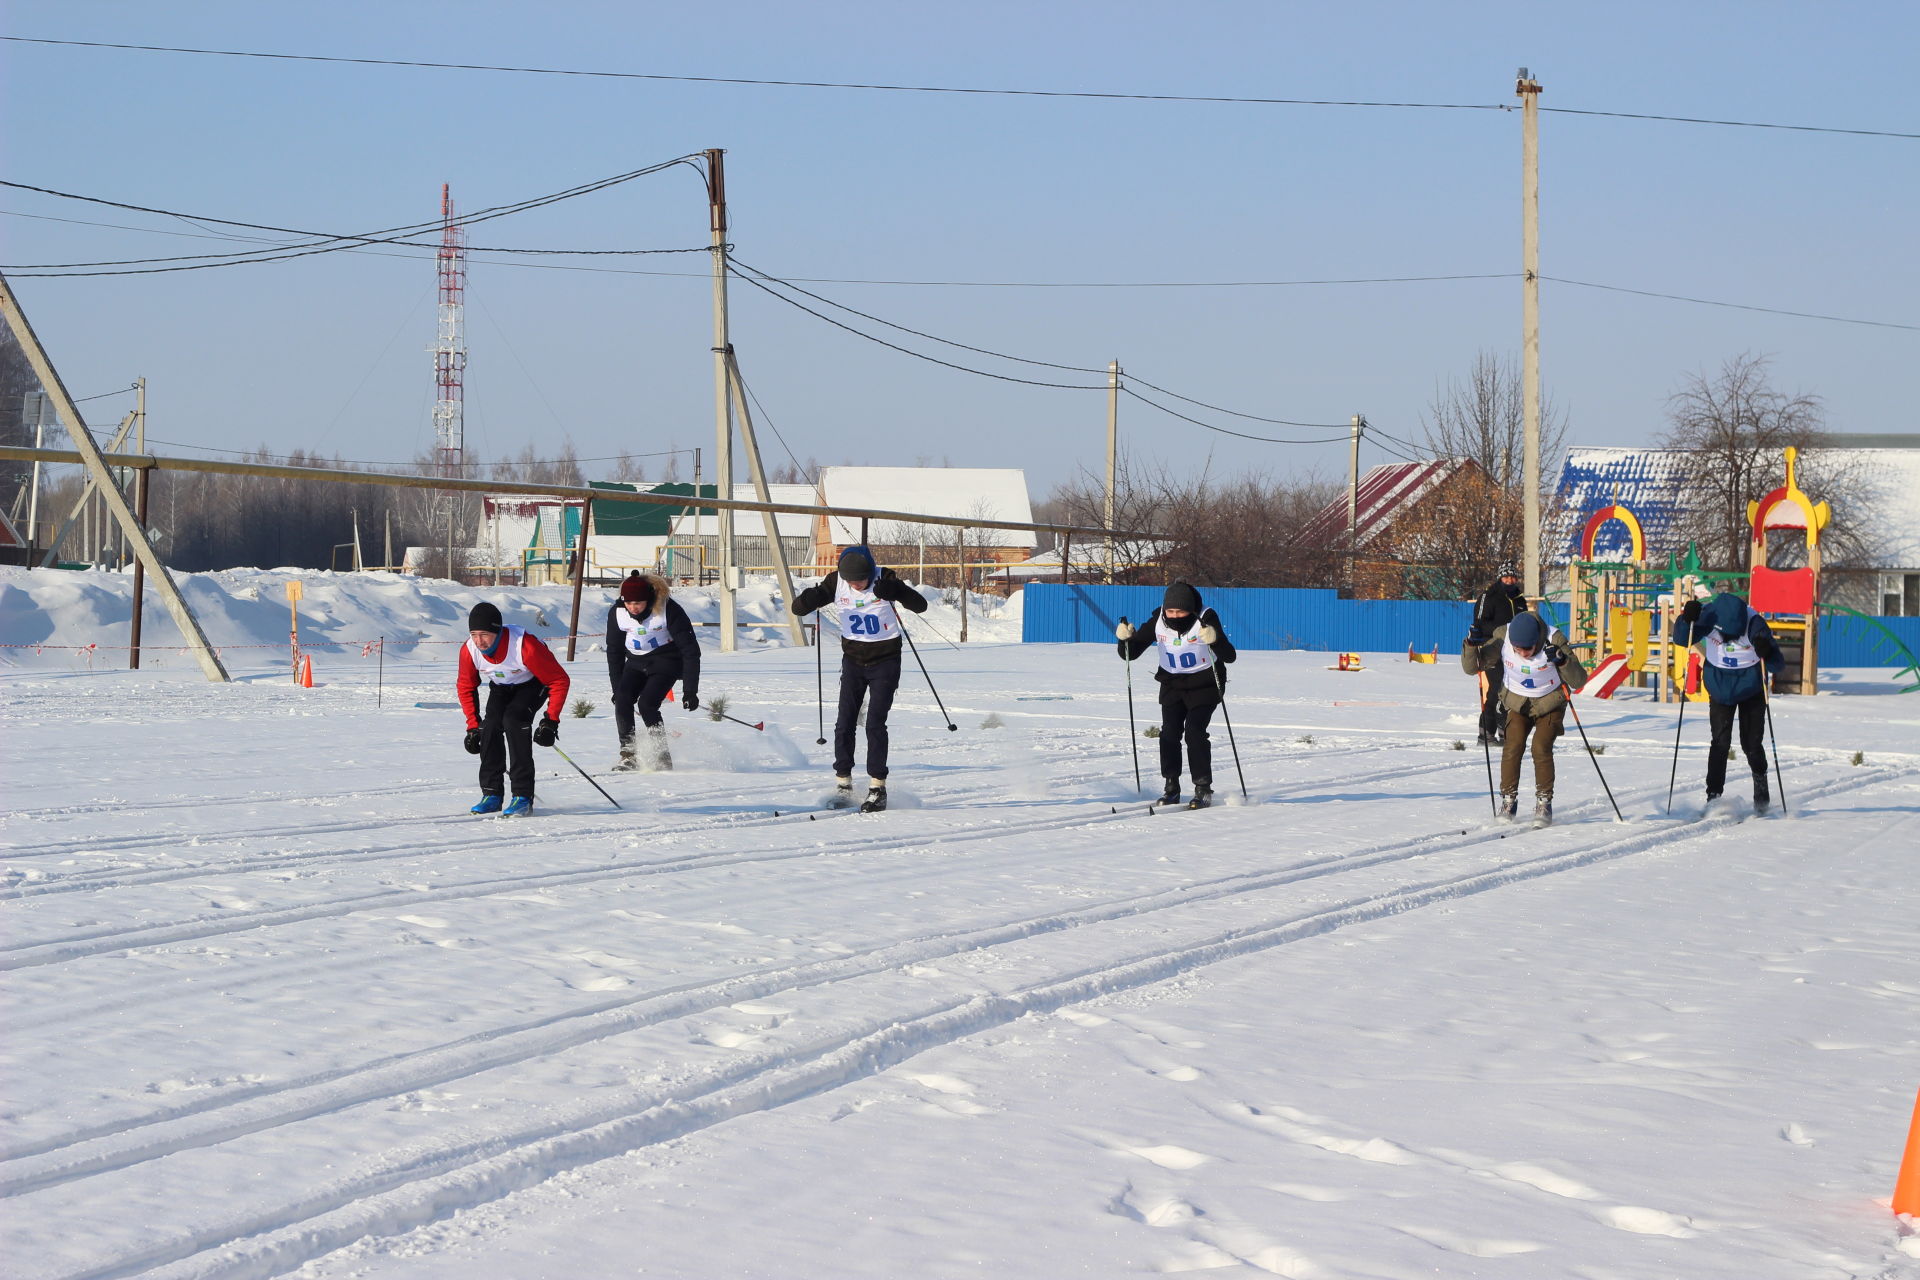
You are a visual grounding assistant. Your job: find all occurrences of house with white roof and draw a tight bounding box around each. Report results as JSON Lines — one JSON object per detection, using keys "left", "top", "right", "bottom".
{"left": 814, "top": 467, "right": 1034, "bottom": 586}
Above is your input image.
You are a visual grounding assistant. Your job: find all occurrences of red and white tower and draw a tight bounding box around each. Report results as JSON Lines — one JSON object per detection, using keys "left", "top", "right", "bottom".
{"left": 431, "top": 183, "right": 467, "bottom": 477}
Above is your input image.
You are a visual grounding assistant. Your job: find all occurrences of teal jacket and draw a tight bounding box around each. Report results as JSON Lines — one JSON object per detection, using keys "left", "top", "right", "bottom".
{"left": 1671, "top": 593, "right": 1783, "bottom": 704}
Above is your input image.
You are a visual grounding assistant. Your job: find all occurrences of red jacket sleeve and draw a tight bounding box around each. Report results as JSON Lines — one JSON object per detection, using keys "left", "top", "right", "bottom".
{"left": 457, "top": 644, "right": 482, "bottom": 730}
{"left": 521, "top": 634, "right": 572, "bottom": 721}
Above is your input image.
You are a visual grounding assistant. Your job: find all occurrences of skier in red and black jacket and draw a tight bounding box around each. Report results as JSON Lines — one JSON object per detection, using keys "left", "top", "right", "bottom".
{"left": 457, "top": 601, "right": 571, "bottom": 817}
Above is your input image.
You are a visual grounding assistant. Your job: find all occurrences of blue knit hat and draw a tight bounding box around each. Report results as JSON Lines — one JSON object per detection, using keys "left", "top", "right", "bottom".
{"left": 1506, "top": 612, "right": 1545, "bottom": 649}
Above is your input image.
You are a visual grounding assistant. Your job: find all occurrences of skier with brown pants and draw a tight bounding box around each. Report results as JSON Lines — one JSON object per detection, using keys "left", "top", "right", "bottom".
{"left": 1461, "top": 610, "right": 1588, "bottom": 827}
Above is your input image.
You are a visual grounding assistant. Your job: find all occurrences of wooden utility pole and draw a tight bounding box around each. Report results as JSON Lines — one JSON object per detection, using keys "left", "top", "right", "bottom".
{"left": 1346, "top": 414, "right": 1363, "bottom": 594}
{"left": 705, "top": 148, "right": 739, "bottom": 652}
{"left": 0, "top": 275, "right": 229, "bottom": 681}
{"left": 1518, "top": 68, "right": 1544, "bottom": 601}
{"left": 44, "top": 412, "right": 136, "bottom": 567}
{"left": 1106, "top": 359, "right": 1121, "bottom": 583}
{"left": 725, "top": 350, "right": 809, "bottom": 646}
{"left": 566, "top": 501, "right": 594, "bottom": 661}
{"left": 129, "top": 466, "right": 149, "bottom": 669}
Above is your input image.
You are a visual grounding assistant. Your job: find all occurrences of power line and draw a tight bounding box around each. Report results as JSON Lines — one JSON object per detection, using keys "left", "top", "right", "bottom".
{"left": 8, "top": 36, "right": 1916, "bottom": 138}
{"left": 1542, "top": 276, "right": 1918, "bottom": 332}
{"left": 1118, "top": 386, "right": 1350, "bottom": 445}
{"left": 129, "top": 438, "right": 697, "bottom": 469}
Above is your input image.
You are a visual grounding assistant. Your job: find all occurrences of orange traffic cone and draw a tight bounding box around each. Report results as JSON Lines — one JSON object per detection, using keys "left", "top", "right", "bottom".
{"left": 299, "top": 654, "right": 314, "bottom": 688}
{"left": 1895, "top": 1085, "right": 1920, "bottom": 1217}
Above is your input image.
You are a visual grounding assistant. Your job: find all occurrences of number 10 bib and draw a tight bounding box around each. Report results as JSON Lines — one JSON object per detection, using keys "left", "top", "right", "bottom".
{"left": 1155, "top": 615, "right": 1214, "bottom": 674}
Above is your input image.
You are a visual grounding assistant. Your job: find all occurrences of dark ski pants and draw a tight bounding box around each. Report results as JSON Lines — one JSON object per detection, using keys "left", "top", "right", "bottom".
{"left": 480, "top": 679, "right": 549, "bottom": 799}
{"left": 1159, "top": 685, "right": 1220, "bottom": 786}
{"left": 1706, "top": 696, "right": 1768, "bottom": 799}
{"left": 834, "top": 653, "right": 901, "bottom": 781}
{"left": 1500, "top": 706, "right": 1563, "bottom": 799}
{"left": 613, "top": 665, "right": 680, "bottom": 744}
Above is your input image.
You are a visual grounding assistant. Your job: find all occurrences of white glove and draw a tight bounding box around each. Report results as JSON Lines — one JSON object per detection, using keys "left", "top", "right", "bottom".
{"left": 1198, "top": 625, "right": 1218, "bottom": 644}
{"left": 1115, "top": 621, "right": 1134, "bottom": 640}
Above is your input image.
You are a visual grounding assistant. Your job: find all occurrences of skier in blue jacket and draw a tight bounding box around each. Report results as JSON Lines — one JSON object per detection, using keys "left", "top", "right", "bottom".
{"left": 1671, "top": 588, "right": 1784, "bottom": 813}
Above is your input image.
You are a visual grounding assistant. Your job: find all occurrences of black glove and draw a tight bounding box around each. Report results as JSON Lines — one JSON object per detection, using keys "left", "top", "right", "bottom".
{"left": 463, "top": 727, "right": 484, "bottom": 755}
{"left": 532, "top": 716, "right": 559, "bottom": 747}
{"left": 1679, "top": 599, "right": 1702, "bottom": 623}
{"left": 1466, "top": 625, "right": 1489, "bottom": 647}
{"left": 1754, "top": 633, "right": 1778, "bottom": 662}
{"left": 683, "top": 691, "right": 701, "bottom": 712}
{"left": 1544, "top": 643, "right": 1569, "bottom": 668}
{"left": 872, "top": 572, "right": 908, "bottom": 602}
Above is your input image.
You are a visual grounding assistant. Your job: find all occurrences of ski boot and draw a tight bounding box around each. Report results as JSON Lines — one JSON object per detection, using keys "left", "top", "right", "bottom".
{"left": 612, "top": 740, "right": 639, "bottom": 773}
{"left": 646, "top": 728, "right": 673, "bottom": 772}
{"left": 1187, "top": 782, "right": 1214, "bottom": 810}
{"left": 1532, "top": 793, "right": 1553, "bottom": 829}
{"left": 1703, "top": 790, "right": 1725, "bottom": 819}
{"left": 502, "top": 795, "right": 534, "bottom": 818}
{"left": 1497, "top": 793, "right": 1519, "bottom": 823}
{"left": 1156, "top": 778, "right": 1182, "bottom": 807}
{"left": 825, "top": 776, "right": 856, "bottom": 809}
{"left": 1753, "top": 780, "right": 1772, "bottom": 816}
{"left": 470, "top": 793, "right": 504, "bottom": 816}
{"left": 859, "top": 782, "right": 888, "bottom": 813}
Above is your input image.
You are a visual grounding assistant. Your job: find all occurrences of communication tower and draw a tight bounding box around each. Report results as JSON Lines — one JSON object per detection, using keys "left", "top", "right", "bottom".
{"left": 431, "top": 184, "right": 467, "bottom": 477}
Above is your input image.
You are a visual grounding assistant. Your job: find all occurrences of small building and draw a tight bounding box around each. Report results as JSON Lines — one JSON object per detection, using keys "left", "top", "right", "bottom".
{"left": 814, "top": 466, "right": 1034, "bottom": 587}
{"left": 1296, "top": 459, "right": 1490, "bottom": 597}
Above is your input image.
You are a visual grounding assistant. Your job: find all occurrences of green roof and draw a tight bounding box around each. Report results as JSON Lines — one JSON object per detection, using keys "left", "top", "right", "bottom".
{"left": 589, "top": 481, "right": 716, "bottom": 538}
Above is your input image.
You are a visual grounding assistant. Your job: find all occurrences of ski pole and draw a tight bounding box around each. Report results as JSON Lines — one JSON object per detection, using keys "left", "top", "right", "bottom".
{"left": 813, "top": 620, "right": 827, "bottom": 745}
{"left": 899, "top": 616, "right": 957, "bottom": 732}
{"left": 1762, "top": 681, "right": 1787, "bottom": 815}
{"left": 1207, "top": 635, "right": 1248, "bottom": 800}
{"left": 1481, "top": 724, "right": 1498, "bottom": 817}
{"left": 1119, "top": 616, "right": 1141, "bottom": 793}
{"left": 549, "top": 742, "right": 622, "bottom": 809}
{"left": 377, "top": 635, "right": 384, "bottom": 709}
{"left": 1665, "top": 692, "right": 1687, "bottom": 813}
{"left": 717, "top": 711, "right": 765, "bottom": 731}
{"left": 1563, "top": 693, "right": 1623, "bottom": 822}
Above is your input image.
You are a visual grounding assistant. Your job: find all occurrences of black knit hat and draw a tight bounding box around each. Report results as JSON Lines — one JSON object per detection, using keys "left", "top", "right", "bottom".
{"left": 467, "top": 602, "right": 503, "bottom": 633}
{"left": 838, "top": 547, "right": 875, "bottom": 581}
{"left": 619, "top": 571, "right": 654, "bottom": 604}
{"left": 1163, "top": 582, "right": 1202, "bottom": 614}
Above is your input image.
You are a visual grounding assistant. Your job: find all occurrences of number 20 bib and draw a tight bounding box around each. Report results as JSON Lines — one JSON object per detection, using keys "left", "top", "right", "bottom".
{"left": 836, "top": 578, "right": 901, "bottom": 641}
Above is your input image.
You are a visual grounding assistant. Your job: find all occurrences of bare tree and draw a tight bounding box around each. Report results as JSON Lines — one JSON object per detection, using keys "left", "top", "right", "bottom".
{"left": 1421, "top": 350, "right": 1569, "bottom": 492}
{"left": 1658, "top": 352, "right": 1864, "bottom": 570}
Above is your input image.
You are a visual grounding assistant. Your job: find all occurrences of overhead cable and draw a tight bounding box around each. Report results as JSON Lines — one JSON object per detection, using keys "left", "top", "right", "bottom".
{"left": 8, "top": 36, "right": 1916, "bottom": 138}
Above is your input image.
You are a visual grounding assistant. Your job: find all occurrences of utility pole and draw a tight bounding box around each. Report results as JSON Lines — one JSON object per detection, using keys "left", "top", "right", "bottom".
{"left": 1346, "top": 414, "right": 1364, "bottom": 595}
{"left": 24, "top": 389, "right": 51, "bottom": 567}
{"left": 726, "top": 351, "right": 810, "bottom": 646}
{"left": 1106, "top": 359, "right": 1120, "bottom": 583}
{"left": 384, "top": 509, "right": 393, "bottom": 572}
{"left": 1518, "top": 67, "right": 1544, "bottom": 601}
{"left": 705, "top": 148, "right": 738, "bottom": 653}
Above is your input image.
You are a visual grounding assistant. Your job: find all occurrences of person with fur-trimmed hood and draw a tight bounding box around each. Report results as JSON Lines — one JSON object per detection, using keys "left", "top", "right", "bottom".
{"left": 1460, "top": 610, "right": 1588, "bottom": 827}
{"left": 1670, "top": 585, "right": 1783, "bottom": 813}
{"left": 1468, "top": 562, "right": 1528, "bottom": 745}
{"left": 458, "top": 601, "right": 572, "bottom": 817}
{"left": 1115, "top": 582, "right": 1237, "bottom": 809}
{"left": 605, "top": 570, "right": 701, "bottom": 771}
{"left": 790, "top": 545, "right": 928, "bottom": 812}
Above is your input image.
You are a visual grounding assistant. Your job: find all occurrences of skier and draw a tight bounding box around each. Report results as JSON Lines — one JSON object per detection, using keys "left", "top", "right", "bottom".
{"left": 604, "top": 570, "right": 701, "bottom": 771}
{"left": 790, "top": 545, "right": 929, "bottom": 812}
{"left": 458, "top": 601, "right": 572, "bottom": 817}
{"left": 1460, "top": 610, "right": 1587, "bottom": 827}
{"left": 1467, "top": 562, "right": 1528, "bottom": 745}
{"left": 1671, "top": 586, "right": 1783, "bottom": 813}
{"left": 1115, "top": 583, "right": 1237, "bottom": 809}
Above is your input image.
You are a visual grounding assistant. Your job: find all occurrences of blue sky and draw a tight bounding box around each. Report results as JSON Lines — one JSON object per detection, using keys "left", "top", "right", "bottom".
{"left": 3, "top": 1, "right": 1914, "bottom": 496}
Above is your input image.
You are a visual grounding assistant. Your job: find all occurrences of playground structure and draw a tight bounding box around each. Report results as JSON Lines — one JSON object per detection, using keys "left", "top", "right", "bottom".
{"left": 1563, "top": 500, "right": 1706, "bottom": 703}
{"left": 1561, "top": 447, "right": 1920, "bottom": 696}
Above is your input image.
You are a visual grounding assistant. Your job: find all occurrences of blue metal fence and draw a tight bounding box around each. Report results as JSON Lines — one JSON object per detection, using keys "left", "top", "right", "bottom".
{"left": 1021, "top": 583, "right": 1920, "bottom": 669}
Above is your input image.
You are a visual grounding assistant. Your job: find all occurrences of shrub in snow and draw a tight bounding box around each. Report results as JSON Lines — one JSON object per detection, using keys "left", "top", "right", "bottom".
{"left": 980, "top": 713, "right": 1005, "bottom": 729}
{"left": 1143, "top": 725, "right": 1161, "bottom": 739}
{"left": 1450, "top": 740, "right": 1466, "bottom": 751}
{"left": 570, "top": 699, "right": 594, "bottom": 719}
{"left": 1851, "top": 750, "right": 1864, "bottom": 766}
{"left": 1296, "top": 734, "right": 1315, "bottom": 746}
{"left": 707, "top": 694, "right": 730, "bottom": 722}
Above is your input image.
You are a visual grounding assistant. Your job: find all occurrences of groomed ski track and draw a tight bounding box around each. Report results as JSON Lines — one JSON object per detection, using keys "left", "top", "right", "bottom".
{"left": 4, "top": 642, "right": 1917, "bottom": 1280}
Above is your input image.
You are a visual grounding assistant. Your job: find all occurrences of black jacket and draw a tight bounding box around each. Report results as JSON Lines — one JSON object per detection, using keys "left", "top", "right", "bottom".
{"left": 1119, "top": 607, "right": 1237, "bottom": 692}
{"left": 605, "top": 599, "right": 701, "bottom": 697}
{"left": 1473, "top": 582, "right": 1527, "bottom": 635}
{"left": 791, "top": 568, "right": 929, "bottom": 665}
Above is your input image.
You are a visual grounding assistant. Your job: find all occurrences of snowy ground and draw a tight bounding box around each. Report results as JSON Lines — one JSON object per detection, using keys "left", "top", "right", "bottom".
{"left": 3, "top": 569, "right": 1918, "bottom": 1279}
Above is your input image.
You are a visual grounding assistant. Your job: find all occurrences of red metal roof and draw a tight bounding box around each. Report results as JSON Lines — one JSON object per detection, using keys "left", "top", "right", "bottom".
{"left": 1297, "top": 459, "right": 1481, "bottom": 549}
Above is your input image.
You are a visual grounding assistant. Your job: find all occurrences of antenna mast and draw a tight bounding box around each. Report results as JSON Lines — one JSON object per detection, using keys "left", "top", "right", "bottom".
{"left": 432, "top": 183, "right": 467, "bottom": 478}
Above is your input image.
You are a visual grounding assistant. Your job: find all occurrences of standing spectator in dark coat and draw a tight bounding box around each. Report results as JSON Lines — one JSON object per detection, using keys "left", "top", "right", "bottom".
{"left": 1468, "top": 563, "right": 1528, "bottom": 745}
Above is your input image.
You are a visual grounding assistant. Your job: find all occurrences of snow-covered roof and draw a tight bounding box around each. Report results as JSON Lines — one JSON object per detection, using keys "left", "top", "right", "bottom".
{"left": 1554, "top": 446, "right": 1920, "bottom": 568}
{"left": 671, "top": 484, "right": 819, "bottom": 540}
{"left": 819, "top": 467, "right": 1034, "bottom": 548}
{"left": 1297, "top": 459, "right": 1481, "bottom": 549}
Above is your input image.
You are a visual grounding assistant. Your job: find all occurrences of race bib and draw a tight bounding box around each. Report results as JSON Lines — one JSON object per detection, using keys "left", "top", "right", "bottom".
{"left": 836, "top": 577, "right": 901, "bottom": 642}
{"left": 1155, "top": 615, "right": 1215, "bottom": 675}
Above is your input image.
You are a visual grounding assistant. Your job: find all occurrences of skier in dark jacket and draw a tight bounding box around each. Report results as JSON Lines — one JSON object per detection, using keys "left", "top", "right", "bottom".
{"left": 791, "top": 545, "right": 929, "bottom": 811}
{"left": 457, "top": 601, "right": 572, "bottom": 817}
{"left": 604, "top": 571, "right": 701, "bottom": 771}
{"left": 1670, "top": 588, "right": 1783, "bottom": 813}
{"left": 1467, "top": 563, "right": 1528, "bottom": 745}
{"left": 1116, "top": 582, "right": 1238, "bottom": 809}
